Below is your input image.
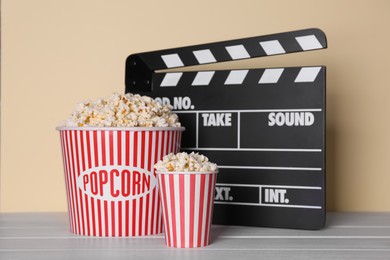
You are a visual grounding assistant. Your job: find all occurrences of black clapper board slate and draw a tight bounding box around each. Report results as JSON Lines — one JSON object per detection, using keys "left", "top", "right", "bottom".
{"left": 125, "top": 28, "right": 327, "bottom": 230}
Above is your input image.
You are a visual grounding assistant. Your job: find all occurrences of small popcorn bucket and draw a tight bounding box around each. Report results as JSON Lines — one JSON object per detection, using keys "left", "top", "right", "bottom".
{"left": 156, "top": 171, "right": 218, "bottom": 248}
{"left": 57, "top": 127, "right": 184, "bottom": 237}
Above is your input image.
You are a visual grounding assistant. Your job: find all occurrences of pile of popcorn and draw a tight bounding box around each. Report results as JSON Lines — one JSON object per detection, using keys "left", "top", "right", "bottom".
{"left": 154, "top": 152, "right": 218, "bottom": 172}
{"left": 63, "top": 93, "right": 181, "bottom": 127}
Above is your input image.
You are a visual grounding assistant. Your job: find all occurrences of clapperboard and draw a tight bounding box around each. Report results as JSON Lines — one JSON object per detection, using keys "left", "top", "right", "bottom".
{"left": 125, "top": 28, "right": 327, "bottom": 230}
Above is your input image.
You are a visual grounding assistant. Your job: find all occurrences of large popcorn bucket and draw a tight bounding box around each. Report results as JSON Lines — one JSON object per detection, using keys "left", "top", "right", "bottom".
{"left": 156, "top": 171, "right": 218, "bottom": 248}
{"left": 57, "top": 127, "right": 184, "bottom": 237}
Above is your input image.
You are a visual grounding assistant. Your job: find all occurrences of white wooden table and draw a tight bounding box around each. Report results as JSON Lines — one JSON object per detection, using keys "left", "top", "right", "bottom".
{"left": 0, "top": 212, "right": 389, "bottom": 259}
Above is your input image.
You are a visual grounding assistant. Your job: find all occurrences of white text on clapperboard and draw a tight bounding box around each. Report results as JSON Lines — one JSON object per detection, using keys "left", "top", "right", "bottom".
{"left": 268, "top": 112, "right": 314, "bottom": 126}
{"left": 155, "top": 96, "right": 195, "bottom": 110}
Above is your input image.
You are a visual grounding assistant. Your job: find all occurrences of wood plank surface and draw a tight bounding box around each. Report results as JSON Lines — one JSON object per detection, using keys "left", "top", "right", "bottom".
{"left": 0, "top": 212, "right": 389, "bottom": 260}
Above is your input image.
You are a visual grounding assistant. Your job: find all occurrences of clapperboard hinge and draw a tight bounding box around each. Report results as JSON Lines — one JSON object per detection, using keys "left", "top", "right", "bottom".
{"left": 125, "top": 28, "right": 327, "bottom": 230}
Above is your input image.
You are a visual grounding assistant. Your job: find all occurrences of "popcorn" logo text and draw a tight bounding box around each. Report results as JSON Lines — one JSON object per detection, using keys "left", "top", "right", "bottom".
{"left": 77, "top": 166, "right": 157, "bottom": 201}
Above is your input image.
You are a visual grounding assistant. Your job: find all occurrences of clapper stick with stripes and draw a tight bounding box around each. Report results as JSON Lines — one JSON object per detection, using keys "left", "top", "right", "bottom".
{"left": 125, "top": 28, "right": 327, "bottom": 230}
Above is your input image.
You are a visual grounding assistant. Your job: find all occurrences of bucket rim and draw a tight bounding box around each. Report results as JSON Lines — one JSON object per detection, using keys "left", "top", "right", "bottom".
{"left": 155, "top": 170, "right": 218, "bottom": 175}
{"left": 56, "top": 126, "right": 185, "bottom": 131}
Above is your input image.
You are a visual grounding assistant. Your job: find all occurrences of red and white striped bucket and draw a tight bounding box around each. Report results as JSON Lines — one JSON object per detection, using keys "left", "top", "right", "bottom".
{"left": 57, "top": 127, "right": 184, "bottom": 237}
{"left": 157, "top": 171, "right": 218, "bottom": 248}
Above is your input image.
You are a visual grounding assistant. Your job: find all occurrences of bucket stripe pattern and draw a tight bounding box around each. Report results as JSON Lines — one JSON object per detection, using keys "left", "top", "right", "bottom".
{"left": 158, "top": 172, "right": 217, "bottom": 248}
{"left": 59, "top": 129, "right": 182, "bottom": 236}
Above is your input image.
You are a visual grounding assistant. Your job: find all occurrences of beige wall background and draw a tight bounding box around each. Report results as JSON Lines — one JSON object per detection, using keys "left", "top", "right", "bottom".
{"left": 1, "top": 0, "right": 390, "bottom": 212}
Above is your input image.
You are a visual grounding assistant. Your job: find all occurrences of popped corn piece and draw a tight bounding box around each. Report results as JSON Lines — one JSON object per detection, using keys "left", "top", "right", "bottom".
{"left": 154, "top": 152, "right": 218, "bottom": 172}
{"left": 63, "top": 93, "right": 181, "bottom": 127}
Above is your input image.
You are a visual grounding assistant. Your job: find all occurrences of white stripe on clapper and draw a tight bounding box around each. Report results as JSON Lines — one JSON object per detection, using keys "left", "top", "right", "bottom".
{"left": 295, "top": 67, "right": 322, "bottom": 82}
{"left": 259, "top": 40, "right": 286, "bottom": 55}
{"left": 259, "top": 68, "right": 284, "bottom": 84}
{"left": 193, "top": 49, "right": 216, "bottom": 64}
{"left": 224, "top": 70, "right": 249, "bottom": 85}
{"left": 295, "top": 35, "right": 323, "bottom": 50}
{"left": 192, "top": 71, "right": 215, "bottom": 86}
{"left": 161, "top": 54, "right": 184, "bottom": 68}
{"left": 225, "top": 45, "right": 250, "bottom": 60}
{"left": 160, "top": 73, "right": 183, "bottom": 87}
